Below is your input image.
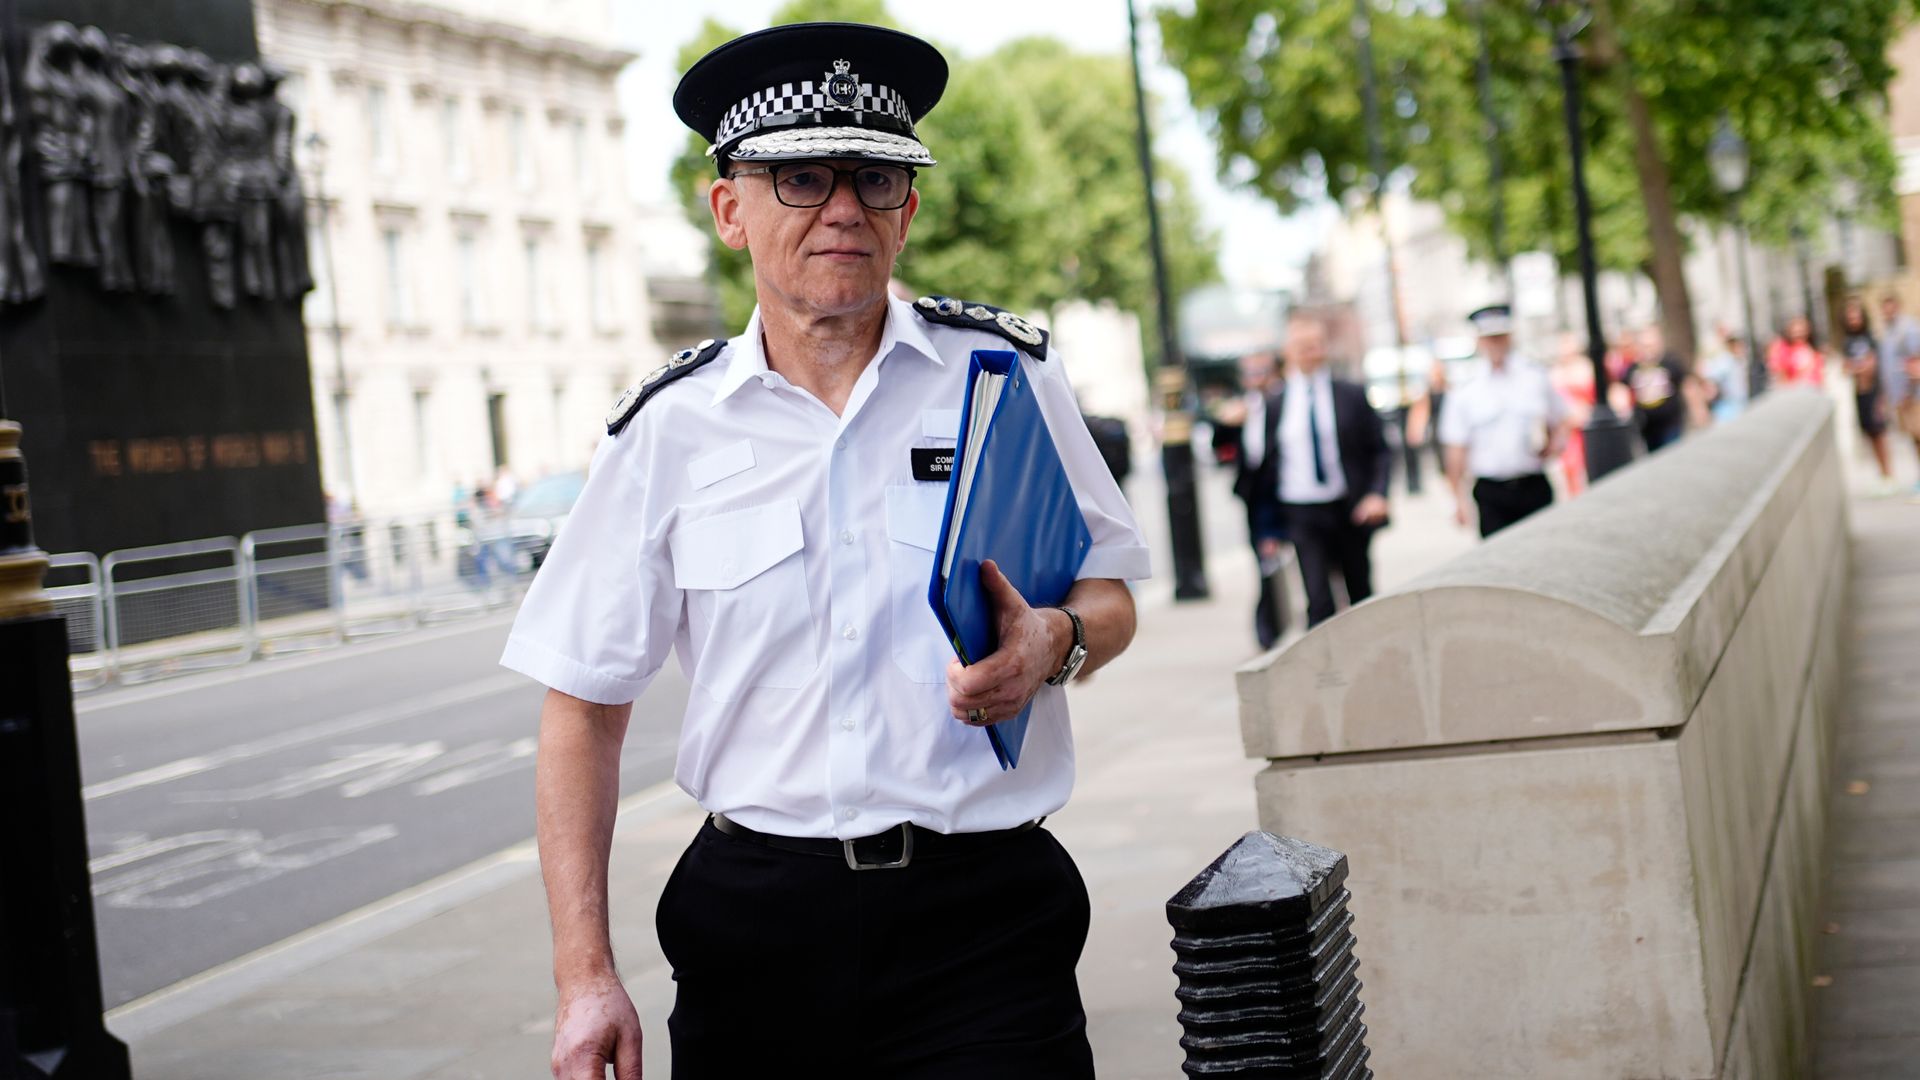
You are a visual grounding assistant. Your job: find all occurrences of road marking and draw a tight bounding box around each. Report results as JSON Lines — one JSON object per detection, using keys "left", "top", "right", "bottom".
{"left": 82, "top": 673, "right": 532, "bottom": 801}
{"left": 106, "top": 777, "right": 693, "bottom": 1041}
{"left": 91, "top": 826, "right": 400, "bottom": 910}
{"left": 77, "top": 611, "right": 518, "bottom": 713}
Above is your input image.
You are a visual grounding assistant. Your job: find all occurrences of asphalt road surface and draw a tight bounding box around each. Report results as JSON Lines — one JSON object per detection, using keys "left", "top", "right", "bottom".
{"left": 77, "top": 615, "right": 690, "bottom": 1009}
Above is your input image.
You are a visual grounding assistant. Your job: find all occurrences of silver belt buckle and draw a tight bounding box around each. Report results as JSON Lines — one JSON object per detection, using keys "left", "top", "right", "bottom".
{"left": 844, "top": 823, "right": 913, "bottom": 870}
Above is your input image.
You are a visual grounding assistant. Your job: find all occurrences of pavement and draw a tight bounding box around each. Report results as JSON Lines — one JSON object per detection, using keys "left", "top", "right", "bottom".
{"left": 110, "top": 463, "right": 1475, "bottom": 1080}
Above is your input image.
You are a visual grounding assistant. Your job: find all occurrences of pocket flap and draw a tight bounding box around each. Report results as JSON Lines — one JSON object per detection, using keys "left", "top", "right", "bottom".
{"left": 671, "top": 498, "right": 805, "bottom": 590}
{"left": 886, "top": 484, "right": 948, "bottom": 552}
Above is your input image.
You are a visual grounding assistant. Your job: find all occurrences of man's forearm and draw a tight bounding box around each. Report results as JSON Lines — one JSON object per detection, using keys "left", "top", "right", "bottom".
{"left": 535, "top": 689, "right": 633, "bottom": 990}
{"left": 1444, "top": 445, "right": 1468, "bottom": 501}
{"left": 1052, "top": 577, "right": 1135, "bottom": 679}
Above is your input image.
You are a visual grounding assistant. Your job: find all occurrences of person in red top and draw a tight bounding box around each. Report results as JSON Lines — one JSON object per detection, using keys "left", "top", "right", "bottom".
{"left": 1767, "top": 316, "right": 1824, "bottom": 389}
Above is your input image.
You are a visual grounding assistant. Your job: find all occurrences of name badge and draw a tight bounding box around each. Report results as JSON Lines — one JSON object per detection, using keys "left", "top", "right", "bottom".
{"left": 910, "top": 447, "right": 953, "bottom": 482}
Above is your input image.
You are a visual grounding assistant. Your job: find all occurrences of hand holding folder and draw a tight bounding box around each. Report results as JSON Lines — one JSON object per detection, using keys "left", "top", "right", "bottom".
{"left": 928, "top": 350, "right": 1092, "bottom": 769}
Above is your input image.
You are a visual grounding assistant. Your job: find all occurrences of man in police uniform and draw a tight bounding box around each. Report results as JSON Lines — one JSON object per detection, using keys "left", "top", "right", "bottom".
{"left": 1437, "top": 304, "right": 1570, "bottom": 537}
{"left": 501, "top": 23, "right": 1150, "bottom": 1079}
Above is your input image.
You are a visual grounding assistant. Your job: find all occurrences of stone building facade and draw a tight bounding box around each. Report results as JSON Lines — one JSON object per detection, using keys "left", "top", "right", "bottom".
{"left": 255, "top": 0, "right": 659, "bottom": 515}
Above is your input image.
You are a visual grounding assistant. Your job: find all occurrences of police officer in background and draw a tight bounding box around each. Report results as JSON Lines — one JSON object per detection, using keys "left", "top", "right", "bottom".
{"left": 500, "top": 23, "right": 1150, "bottom": 1079}
{"left": 1439, "top": 304, "right": 1570, "bottom": 537}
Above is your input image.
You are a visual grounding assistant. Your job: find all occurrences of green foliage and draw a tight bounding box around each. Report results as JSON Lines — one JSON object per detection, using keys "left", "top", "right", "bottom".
{"left": 663, "top": 1, "right": 1219, "bottom": 334}
{"left": 1158, "top": 0, "right": 1913, "bottom": 277}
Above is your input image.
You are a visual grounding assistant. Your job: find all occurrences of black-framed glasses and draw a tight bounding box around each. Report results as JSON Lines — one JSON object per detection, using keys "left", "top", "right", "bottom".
{"left": 729, "top": 161, "right": 916, "bottom": 211}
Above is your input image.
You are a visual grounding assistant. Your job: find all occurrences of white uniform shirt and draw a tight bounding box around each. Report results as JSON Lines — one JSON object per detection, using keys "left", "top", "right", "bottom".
{"left": 499, "top": 295, "right": 1152, "bottom": 839}
{"left": 1436, "top": 356, "right": 1567, "bottom": 481}
{"left": 1276, "top": 370, "right": 1348, "bottom": 504}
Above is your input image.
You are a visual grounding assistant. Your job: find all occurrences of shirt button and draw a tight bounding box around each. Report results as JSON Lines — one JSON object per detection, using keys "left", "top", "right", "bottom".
{"left": 839, "top": 716, "right": 855, "bottom": 731}
{"left": 843, "top": 808, "right": 858, "bottom": 821}
{"left": 835, "top": 437, "right": 848, "bottom": 451}
{"left": 839, "top": 529, "right": 855, "bottom": 545}
{"left": 842, "top": 624, "right": 859, "bottom": 641}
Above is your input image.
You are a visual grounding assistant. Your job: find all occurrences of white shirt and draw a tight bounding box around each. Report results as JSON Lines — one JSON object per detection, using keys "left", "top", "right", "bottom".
{"left": 1276, "top": 370, "right": 1348, "bottom": 504}
{"left": 1436, "top": 356, "right": 1567, "bottom": 481}
{"left": 499, "top": 295, "right": 1152, "bottom": 839}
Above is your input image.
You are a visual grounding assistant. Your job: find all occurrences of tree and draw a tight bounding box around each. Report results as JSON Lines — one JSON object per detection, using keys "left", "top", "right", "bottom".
{"left": 1160, "top": 0, "right": 1913, "bottom": 360}
{"left": 665, "top": 1, "right": 1219, "bottom": 341}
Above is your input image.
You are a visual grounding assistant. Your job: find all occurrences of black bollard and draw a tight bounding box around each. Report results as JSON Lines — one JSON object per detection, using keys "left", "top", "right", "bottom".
{"left": 0, "top": 421, "right": 131, "bottom": 1079}
{"left": 1167, "top": 831, "right": 1370, "bottom": 1078}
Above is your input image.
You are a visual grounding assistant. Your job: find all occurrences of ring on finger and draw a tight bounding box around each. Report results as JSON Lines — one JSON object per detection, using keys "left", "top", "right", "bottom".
{"left": 968, "top": 707, "right": 986, "bottom": 725}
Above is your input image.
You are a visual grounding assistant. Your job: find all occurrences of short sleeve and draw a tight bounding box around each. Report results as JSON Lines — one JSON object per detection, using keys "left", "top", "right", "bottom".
{"left": 1026, "top": 349, "right": 1153, "bottom": 582}
{"left": 1437, "top": 386, "right": 1469, "bottom": 447}
{"left": 498, "top": 434, "right": 680, "bottom": 704}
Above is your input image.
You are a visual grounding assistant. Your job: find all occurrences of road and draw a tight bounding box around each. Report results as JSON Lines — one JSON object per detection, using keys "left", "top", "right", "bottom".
{"left": 75, "top": 447, "right": 1265, "bottom": 1009}
{"left": 77, "top": 617, "right": 691, "bottom": 1009}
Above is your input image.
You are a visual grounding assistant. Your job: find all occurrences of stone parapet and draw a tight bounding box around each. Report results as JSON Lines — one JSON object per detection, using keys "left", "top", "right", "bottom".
{"left": 1238, "top": 391, "right": 1849, "bottom": 1077}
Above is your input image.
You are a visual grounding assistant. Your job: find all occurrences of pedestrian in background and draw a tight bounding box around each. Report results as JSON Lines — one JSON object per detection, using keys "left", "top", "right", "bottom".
{"left": 1701, "top": 332, "right": 1750, "bottom": 424}
{"left": 1244, "top": 314, "right": 1391, "bottom": 629}
{"left": 507, "top": 23, "right": 1148, "bottom": 1079}
{"left": 1767, "top": 316, "right": 1824, "bottom": 389}
{"left": 1879, "top": 293, "right": 1920, "bottom": 492}
{"left": 1440, "top": 305, "right": 1570, "bottom": 537}
{"left": 1548, "top": 332, "right": 1593, "bottom": 496}
{"left": 1628, "top": 324, "right": 1689, "bottom": 452}
{"left": 1840, "top": 297, "right": 1894, "bottom": 486}
{"left": 1225, "top": 350, "right": 1291, "bottom": 648}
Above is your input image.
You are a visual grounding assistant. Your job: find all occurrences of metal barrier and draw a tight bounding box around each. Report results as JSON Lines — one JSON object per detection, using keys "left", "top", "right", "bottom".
{"left": 103, "top": 538, "right": 251, "bottom": 684}
{"left": 63, "top": 510, "right": 562, "bottom": 691}
{"left": 242, "top": 524, "right": 341, "bottom": 657}
{"left": 45, "top": 552, "right": 109, "bottom": 691}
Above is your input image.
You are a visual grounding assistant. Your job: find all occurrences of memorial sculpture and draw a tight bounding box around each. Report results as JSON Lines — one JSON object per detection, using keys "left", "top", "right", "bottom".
{"left": 113, "top": 40, "right": 176, "bottom": 296}
{"left": 3, "top": 22, "right": 311, "bottom": 307}
{"left": 0, "top": 31, "right": 47, "bottom": 304}
{"left": 24, "top": 21, "right": 96, "bottom": 270}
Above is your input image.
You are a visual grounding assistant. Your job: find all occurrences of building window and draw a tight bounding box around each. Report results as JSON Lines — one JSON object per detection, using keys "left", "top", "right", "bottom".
{"left": 585, "top": 238, "right": 607, "bottom": 332}
{"left": 442, "top": 98, "right": 469, "bottom": 183}
{"left": 382, "top": 227, "right": 413, "bottom": 327}
{"left": 412, "top": 388, "right": 432, "bottom": 479}
{"left": 551, "top": 383, "right": 566, "bottom": 463}
{"left": 368, "top": 84, "right": 395, "bottom": 175}
{"left": 524, "top": 236, "right": 547, "bottom": 332}
{"left": 305, "top": 215, "right": 334, "bottom": 327}
{"left": 457, "top": 230, "right": 483, "bottom": 330}
{"left": 487, "top": 391, "right": 510, "bottom": 471}
{"left": 510, "top": 106, "right": 534, "bottom": 191}
{"left": 572, "top": 117, "right": 592, "bottom": 195}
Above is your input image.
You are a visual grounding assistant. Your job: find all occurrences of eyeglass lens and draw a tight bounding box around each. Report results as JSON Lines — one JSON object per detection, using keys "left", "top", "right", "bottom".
{"left": 772, "top": 163, "right": 912, "bottom": 210}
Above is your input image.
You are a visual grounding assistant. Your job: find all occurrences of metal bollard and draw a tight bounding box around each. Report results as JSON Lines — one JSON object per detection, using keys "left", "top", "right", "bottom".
{"left": 1167, "top": 831, "right": 1371, "bottom": 1078}
{"left": 0, "top": 422, "right": 131, "bottom": 1079}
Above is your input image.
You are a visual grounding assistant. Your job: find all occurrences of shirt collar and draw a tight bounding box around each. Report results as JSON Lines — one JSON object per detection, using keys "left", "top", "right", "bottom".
{"left": 708, "top": 295, "right": 943, "bottom": 407}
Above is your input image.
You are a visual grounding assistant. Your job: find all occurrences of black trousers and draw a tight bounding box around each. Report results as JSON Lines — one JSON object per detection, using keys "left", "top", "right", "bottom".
{"left": 1253, "top": 551, "right": 1288, "bottom": 649}
{"left": 657, "top": 819, "right": 1095, "bottom": 1079}
{"left": 1282, "top": 501, "right": 1375, "bottom": 628}
{"left": 1473, "top": 473, "right": 1554, "bottom": 538}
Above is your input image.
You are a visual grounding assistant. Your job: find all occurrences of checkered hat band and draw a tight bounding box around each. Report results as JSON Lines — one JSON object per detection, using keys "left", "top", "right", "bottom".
{"left": 714, "top": 80, "right": 914, "bottom": 148}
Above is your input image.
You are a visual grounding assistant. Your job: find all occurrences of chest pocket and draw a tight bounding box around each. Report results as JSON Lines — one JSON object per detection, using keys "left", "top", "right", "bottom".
{"left": 885, "top": 484, "right": 954, "bottom": 683}
{"left": 669, "top": 498, "right": 817, "bottom": 700}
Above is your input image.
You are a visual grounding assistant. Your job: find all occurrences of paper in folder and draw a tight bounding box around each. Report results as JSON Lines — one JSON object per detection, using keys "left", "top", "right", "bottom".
{"left": 928, "top": 349, "right": 1092, "bottom": 770}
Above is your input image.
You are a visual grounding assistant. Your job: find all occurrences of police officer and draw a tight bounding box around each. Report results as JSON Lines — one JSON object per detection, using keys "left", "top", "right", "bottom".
{"left": 501, "top": 23, "right": 1150, "bottom": 1079}
{"left": 1438, "top": 304, "right": 1570, "bottom": 537}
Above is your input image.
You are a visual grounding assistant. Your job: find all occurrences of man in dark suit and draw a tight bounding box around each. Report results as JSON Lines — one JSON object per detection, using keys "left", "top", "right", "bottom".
{"left": 1225, "top": 351, "right": 1289, "bottom": 648}
{"left": 1247, "top": 314, "right": 1393, "bottom": 628}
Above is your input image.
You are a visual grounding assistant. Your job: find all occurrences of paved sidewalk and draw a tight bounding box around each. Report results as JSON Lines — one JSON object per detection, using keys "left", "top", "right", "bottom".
{"left": 118, "top": 480, "right": 1471, "bottom": 1079}
{"left": 1812, "top": 495, "right": 1920, "bottom": 1077}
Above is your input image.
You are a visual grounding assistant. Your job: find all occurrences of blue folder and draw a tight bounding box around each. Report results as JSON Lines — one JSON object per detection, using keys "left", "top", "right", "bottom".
{"left": 928, "top": 349, "right": 1092, "bottom": 769}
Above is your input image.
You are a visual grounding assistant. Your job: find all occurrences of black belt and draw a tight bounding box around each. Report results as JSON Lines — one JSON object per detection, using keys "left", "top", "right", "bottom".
{"left": 708, "top": 813, "right": 1041, "bottom": 871}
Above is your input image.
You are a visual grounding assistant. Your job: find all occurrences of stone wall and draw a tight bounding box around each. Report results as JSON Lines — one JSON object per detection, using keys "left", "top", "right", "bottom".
{"left": 1237, "top": 391, "right": 1849, "bottom": 1078}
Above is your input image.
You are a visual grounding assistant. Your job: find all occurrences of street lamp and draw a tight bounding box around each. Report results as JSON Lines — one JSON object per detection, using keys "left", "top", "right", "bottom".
{"left": 1126, "top": 0, "right": 1208, "bottom": 601}
{"left": 1707, "top": 115, "right": 1765, "bottom": 398}
{"left": 305, "top": 130, "right": 358, "bottom": 505}
{"left": 1534, "top": 0, "right": 1635, "bottom": 481}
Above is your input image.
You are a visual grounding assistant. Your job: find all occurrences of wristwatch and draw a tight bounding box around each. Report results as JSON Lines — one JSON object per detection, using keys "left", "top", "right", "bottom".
{"left": 1045, "top": 605, "right": 1088, "bottom": 686}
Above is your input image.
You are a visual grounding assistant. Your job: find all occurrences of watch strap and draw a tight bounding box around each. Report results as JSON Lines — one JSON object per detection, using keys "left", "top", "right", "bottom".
{"left": 1046, "top": 605, "right": 1086, "bottom": 686}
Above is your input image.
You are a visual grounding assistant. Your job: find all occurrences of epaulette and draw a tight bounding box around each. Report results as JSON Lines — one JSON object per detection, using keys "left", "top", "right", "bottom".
{"left": 606, "top": 338, "right": 726, "bottom": 436}
{"left": 912, "top": 295, "right": 1049, "bottom": 360}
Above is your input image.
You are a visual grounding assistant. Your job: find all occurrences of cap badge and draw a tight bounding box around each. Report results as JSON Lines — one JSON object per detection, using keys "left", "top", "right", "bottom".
{"left": 826, "top": 59, "right": 859, "bottom": 106}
